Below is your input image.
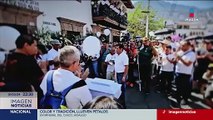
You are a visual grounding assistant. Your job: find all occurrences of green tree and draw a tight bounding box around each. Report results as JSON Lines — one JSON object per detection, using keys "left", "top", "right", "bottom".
{"left": 127, "top": 3, "right": 164, "bottom": 38}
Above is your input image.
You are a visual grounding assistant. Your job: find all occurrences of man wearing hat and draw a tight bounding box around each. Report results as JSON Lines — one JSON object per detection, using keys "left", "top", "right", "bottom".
{"left": 47, "top": 39, "right": 61, "bottom": 70}
{"left": 138, "top": 37, "right": 157, "bottom": 94}
{"left": 153, "top": 39, "right": 171, "bottom": 92}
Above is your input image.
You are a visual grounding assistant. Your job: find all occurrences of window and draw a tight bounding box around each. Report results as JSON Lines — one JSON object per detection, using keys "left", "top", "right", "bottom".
{"left": 177, "top": 25, "right": 182, "bottom": 29}
{"left": 183, "top": 25, "right": 189, "bottom": 29}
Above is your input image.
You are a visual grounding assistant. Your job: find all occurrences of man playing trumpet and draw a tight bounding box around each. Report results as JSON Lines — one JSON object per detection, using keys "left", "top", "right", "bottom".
{"left": 174, "top": 40, "right": 196, "bottom": 107}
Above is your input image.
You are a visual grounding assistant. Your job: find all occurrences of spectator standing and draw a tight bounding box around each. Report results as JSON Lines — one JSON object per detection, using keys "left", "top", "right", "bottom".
{"left": 114, "top": 44, "right": 129, "bottom": 108}
{"left": 47, "top": 39, "right": 61, "bottom": 70}
{"left": 2, "top": 34, "right": 44, "bottom": 100}
{"left": 105, "top": 47, "right": 116, "bottom": 81}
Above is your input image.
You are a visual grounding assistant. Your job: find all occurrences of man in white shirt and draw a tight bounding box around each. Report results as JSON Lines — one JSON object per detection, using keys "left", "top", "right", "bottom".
{"left": 159, "top": 45, "right": 175, "bottom": 94}
{"left": 40, "top": 46, "right": 92, "bottom": 109}
{"left": 47, "top": 39, "right": 61, "bottom": 70}
{"left": 114, "top": 44, "right": 129, "bottom": 108}
{"left": 105, "top": 47, "right": 116, "bottom": 81}
{"left": 175, "top": 40, "right": 196, "bottom": 106}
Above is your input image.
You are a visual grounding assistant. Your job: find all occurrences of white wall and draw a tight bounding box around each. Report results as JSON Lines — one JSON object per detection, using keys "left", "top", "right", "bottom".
{"left": 37, "top": 1, "right": 93, "bottom": 32}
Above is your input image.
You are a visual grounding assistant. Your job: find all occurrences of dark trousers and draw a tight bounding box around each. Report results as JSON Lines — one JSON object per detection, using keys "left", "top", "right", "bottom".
{"left": 160, "top": 71, "right": 174, "bottom": 92}
{"left": 175, "top": 73, "right": 191, "bottom": 103}
{"left": 117, "top": 72, "right": 126, "bottom": 108}
{"left": 128, "top": 65, "right": 137, "bottom": 83}
{"left": 140, "top": 64, "right": 152, "bottom": 92}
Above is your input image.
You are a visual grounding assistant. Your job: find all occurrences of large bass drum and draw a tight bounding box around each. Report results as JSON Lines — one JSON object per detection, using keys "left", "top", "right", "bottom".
{"left": 82, "top": 36, "right": 101, "bottom": 59}
{"left": 82, "top": 36, "right": 101, "bottom": 78}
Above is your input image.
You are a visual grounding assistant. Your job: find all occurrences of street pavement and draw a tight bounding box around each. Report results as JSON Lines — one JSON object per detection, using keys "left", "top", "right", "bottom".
{"left": 125, "top": 82, "right": 211, "bottom": 109}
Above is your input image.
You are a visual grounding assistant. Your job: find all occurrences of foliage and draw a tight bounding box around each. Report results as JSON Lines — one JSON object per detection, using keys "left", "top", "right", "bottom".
{"left": 127, "top": 3, "right": 165, "bottom": 38}
{"left": 34, "top": 26, "right": 73, "bottom": 46}
{"left": 34, "top": 26, "right": 52, "bottom": 45}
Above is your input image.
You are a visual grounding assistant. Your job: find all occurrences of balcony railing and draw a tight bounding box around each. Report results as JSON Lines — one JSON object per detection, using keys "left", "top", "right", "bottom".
{"left": 92, "top": 1, "right": 127, "bottom": 28}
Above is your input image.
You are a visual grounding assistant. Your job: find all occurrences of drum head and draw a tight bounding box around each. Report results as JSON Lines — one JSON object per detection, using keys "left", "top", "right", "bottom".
{"left": 82, "top": 36, "right": 101, "bottom": 58}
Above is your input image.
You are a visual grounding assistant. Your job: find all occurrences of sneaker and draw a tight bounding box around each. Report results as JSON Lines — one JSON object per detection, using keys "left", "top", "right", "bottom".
{"left": 170, "top": 103, "right": 181, "bottom": 109}
{"left": 156, "top": 90, "right": 161, "bottom": 93}
{"left": 180, "top": 100, "right": 189, "bottom": 105}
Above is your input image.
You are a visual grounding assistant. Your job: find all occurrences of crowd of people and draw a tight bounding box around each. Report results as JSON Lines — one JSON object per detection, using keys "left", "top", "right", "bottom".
{"left": 0, "top": 33, "right": 213, "bottom": 109}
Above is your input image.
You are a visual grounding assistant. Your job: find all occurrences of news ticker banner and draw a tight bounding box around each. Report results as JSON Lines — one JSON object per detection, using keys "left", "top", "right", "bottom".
{"left": 0, "top": 92, "right": 213, "bottom": 120}
{"left": 0, "top": 109, "right": 213, "bottom": 120}
{"left": 38, "top": 109, "right": 156, "bottom": 120}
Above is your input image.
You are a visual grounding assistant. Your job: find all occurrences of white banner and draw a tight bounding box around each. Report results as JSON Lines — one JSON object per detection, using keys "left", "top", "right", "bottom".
{"left": 0, "top": 92, "right": 37, "bottom": 109}
{"left": 38, "top": 109, "right": 156, "bottom": 120}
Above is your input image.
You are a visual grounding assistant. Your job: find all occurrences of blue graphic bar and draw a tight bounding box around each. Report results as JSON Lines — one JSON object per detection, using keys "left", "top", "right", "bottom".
{"left": 0, "top": 109, "right": 37, "bottom": 120}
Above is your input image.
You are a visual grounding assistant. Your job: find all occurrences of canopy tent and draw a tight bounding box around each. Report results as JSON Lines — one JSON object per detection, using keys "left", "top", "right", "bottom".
{"left": 154, "top": 28, "right": 175, "bottom": 35}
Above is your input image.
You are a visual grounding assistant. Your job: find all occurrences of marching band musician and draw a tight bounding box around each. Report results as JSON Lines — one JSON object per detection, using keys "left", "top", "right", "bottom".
{"left": 174, "top": 40, "right": 196, "bottom": 107}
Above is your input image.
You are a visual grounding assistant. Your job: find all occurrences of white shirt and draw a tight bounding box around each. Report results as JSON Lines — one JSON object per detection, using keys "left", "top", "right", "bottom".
{"left": 47, "top": 48, "right": 59, "bottom": 70}
{"left": 0, "top": 51, "right": 5, "bottom": 64}
{"left": 175, "top": 50, "right": 196, "bottom": 75}
{"left": 161, "top": 53, "right": 175, "bottom": 72}
{"left": 114, "top": 51, "right": 129, "bottom": 73}
{"left": 171, "top": 42, "right": 180, "bottom": 52}
{"left": 40, "top": 68, "right": 92, "bottom": 109}
{"left": 157, "top": 48, "right": 164, "bottom": 66}
{"left": 105, "top": 53, "right": 116, "bottom": 72}
{"left": 37, "top": 54, "right": 47, "bottom": 63}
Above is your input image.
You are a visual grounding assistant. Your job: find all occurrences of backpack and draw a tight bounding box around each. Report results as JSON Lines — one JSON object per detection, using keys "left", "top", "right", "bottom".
{"left": 39, "top": 70, "right": 74, "bottom": 109}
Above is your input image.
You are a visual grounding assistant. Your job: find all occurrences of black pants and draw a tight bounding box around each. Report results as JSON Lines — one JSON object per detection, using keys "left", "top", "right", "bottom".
{"left": 128, "top": 64, "right": 137, "bottom": 83}
{"left": 140, "top": 64, "right": 152, "bottom": 92}
{"left": 175, "top": 73, "right": 191, "bottom": 103}
{"left": 160, "top": 71, "right": 174, "bottom": 92}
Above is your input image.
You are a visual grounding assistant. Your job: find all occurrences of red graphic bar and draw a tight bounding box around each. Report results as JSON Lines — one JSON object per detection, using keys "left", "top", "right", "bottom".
{"left": 157, "top": 109, "right": 213, "bottom": 120}
{"left": 189, "top": 13, "right": 194, "bottom": 18}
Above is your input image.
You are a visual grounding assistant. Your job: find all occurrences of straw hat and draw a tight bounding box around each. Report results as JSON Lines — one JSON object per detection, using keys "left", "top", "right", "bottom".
{"left": 142, "top": 37, "right": 149, "bottom": 41}
{"left": 159, "top": 39, "right": 171, "bottom": 45}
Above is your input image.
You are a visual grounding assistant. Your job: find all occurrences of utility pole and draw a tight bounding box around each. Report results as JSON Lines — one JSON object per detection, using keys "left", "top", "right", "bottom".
{"left": 145, "top": 0, "right": 150, "bottom": 37}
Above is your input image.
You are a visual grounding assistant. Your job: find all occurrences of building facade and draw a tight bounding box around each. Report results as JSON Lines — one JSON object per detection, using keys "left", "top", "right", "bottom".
{"left": 1, "top": 0, "right": 134, "bottom": 43}
{"left": 37, "top": 0, "right": 93, "bottom": 40}
{"left": 0, "top": 0, "right": 42, "bottom": 34}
